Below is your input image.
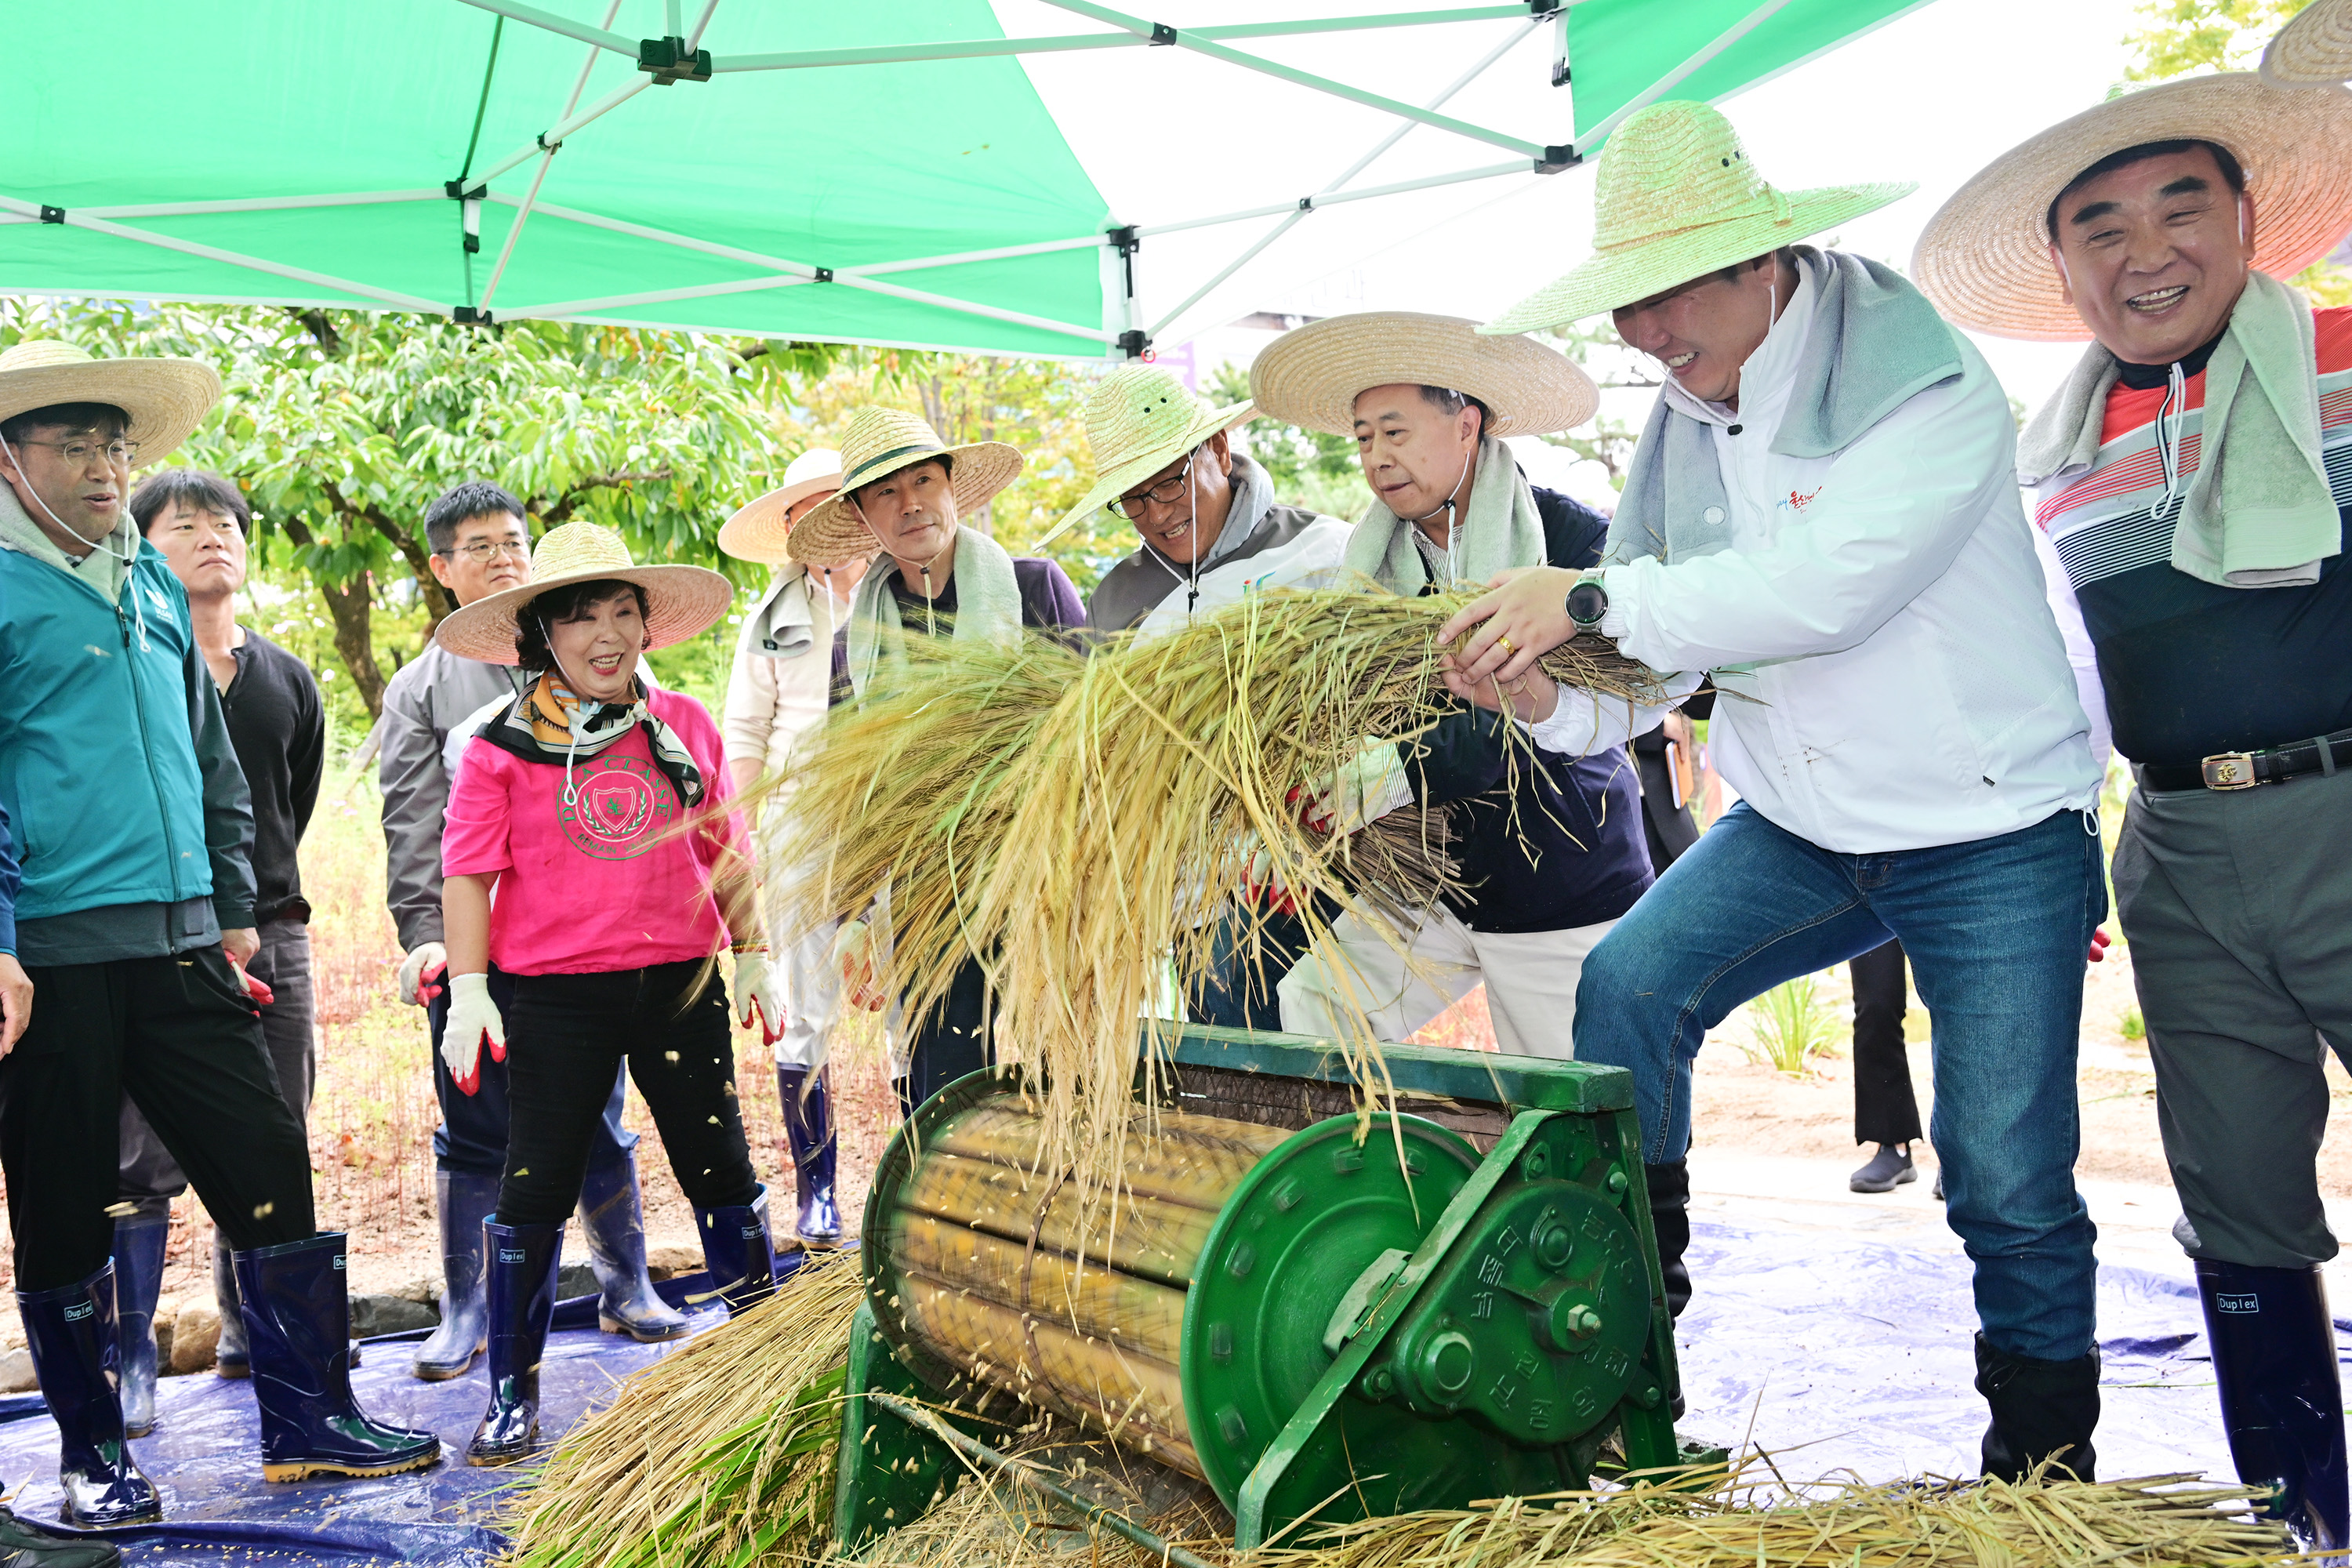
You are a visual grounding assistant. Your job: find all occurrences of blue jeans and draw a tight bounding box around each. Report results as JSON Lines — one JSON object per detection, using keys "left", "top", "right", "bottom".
{"left": 1574, "top": 802, "right": 2107, "bottom": 1362}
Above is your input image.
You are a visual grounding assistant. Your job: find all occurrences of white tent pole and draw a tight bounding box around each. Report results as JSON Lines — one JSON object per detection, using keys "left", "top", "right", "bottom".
{"left": 1138, "top": 160, "right": 1529, "bottom": 240}
{"left": 1145, "top": 17, "right": 1537, "bottom": 338}
{"left": 1573, "top": 0, "right": 1792, "bottom": 153}
{"left": 665, "top": 0, "right": 682, "bottom": 34}
{"left": 79, "top": 191, "right": 445, "bottom": 219}
{"left": 467, "top": 75, "right": 652, "bottom": 188}
{"left": 452, "top": 0, "right": 634, "bottom": 56}
{"left": 686, "top": 0, "right": 719, "bottom": 49}
{"left": 0, "top": 194, "right": 441, "bottom": 311}
{"left": 840, "top": 234, "right": 1109, "bottom": 275}
{"left": 830, "top": 274, "right": 1116, "bottom": 343}
{"left": 477, "top": 4, "right": 622, "bottom": 314}
{"left": 1035, "top": 0, "right": 1544, "bottom": 157}
{"left": 486, "top": 193, "right": 808, "bottom": 270}
{"left": 710, "top": 7, "right": 1529, "bottom": 71}
{"left": 509, "top": 273, "right": 815, "bottom": 317}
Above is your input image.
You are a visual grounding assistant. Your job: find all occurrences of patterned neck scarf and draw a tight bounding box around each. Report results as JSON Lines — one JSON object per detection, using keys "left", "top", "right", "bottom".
{"left": 476, "top": 670, "right": 705, "bottom": 809}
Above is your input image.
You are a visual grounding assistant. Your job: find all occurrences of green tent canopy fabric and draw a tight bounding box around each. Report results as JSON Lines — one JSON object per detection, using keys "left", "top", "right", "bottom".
{"left": 0, "top": 1, "right": 1929, "bottom": 359}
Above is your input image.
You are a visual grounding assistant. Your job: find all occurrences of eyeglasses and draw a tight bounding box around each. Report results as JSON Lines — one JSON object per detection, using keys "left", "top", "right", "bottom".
{"left": 1107, "top": 451, "right": 1196, "bottom": 520}
{"left": 15, "top": 437, "right": 138, "bottom": 467}
{"left": 441, "top": 539, "right": 532, "bottom": 563}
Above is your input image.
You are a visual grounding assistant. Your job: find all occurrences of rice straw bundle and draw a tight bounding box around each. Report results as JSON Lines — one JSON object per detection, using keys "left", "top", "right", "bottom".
{"left": 500, "top": 1254, "right": 865, "bottom": 1568}
{"left": 883, "top": 1457, "right": 2296, "bottom": 1568}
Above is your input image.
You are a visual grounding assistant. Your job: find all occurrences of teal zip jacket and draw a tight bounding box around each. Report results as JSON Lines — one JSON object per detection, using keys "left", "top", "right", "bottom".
{"left": 0, "top": 528, "right": 256, "bottom": 965}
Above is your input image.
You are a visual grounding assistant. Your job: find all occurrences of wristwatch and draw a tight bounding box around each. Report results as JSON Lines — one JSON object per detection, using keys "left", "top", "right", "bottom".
{"left": 1565, "top": 572, "right": 1610, "bottom": 633}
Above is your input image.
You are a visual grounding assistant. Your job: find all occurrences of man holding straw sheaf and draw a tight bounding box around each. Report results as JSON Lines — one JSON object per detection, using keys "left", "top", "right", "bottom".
{"left": 1441, "top": 101, "right": 2108, "bottom": 1480}
{"left": 1916, "top": 70, "right": 2352, "bottom": 1550}
{"left": 1245, "top": 314, "right": 1670, "bottom": 1060}
{"left": 785, "top": 408, "right": 1085, "bottom": 1115}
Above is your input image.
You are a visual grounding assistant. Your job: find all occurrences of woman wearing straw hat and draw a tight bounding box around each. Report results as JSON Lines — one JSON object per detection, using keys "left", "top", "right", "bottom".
{"left": 1439, "top": 100, "right": 2111, "bottom": 1479}
{"left": 1915, "top": 73, "right": 2352, "bottom": 1550}
{"left": 0, "top": 339, "right": 443, "bottom": 1524}
{"left": 786, "top": 407, "right": 1084, "bottom": 1113}
{"left": 1058, "top": 363, "right": 1350, "bottom": 639}
{"left": 717, "top": 448, "right": 863, "bottom": 1252}
{"left": 1245, "top": 313, "right": 1667, "bottom": 1058}
{"left": 433, "top": 521, "right": 779, "bottom": 1466}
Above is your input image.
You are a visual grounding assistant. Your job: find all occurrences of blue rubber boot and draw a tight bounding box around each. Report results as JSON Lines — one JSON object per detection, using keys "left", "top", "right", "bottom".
{"left": 16, "top": 1263, "right": 161, "bottom": 1528}
{"left": 468, "top": 1219, "right": 565, "bottom": 1467}
{"left": 778, "top": 1066, "right": 842, "bottom": 1250}
{"left": 412, "top": 1170, "right": 499, "bottom": 1381}
{"left": 107, "top": 1214, "right": 169, "bottom": 1439}
{"left": 0, "top": 1506, "right": 122, "bottom": 1566}
{"left": 2198, "top": 1258, "right": 2350, "bottom": 1553}
{"left": 696, "top": 1189, "right": 779, "bottom": 1316}
{"left": 577, "top": 1154, "right": 688, "bottom": 1343}
{"left": 234, "top": 1233, "right": 441, "bottom": 1482}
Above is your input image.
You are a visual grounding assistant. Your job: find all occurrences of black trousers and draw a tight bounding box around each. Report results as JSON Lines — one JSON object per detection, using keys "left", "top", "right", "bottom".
{"left": 1850, "top": 938, "right": 1922, "bottom": 1145}
{"left": 498, "top": 963, "right": 760, "bottom": 1228}
{"left": 426, "top": 963, "right": 637, "bottom": 1178}
{"left": 4, "top": 948, "right": 314, "bottom": 1291}
{"left": 898, "top": 956, "right": 994, "bottom": 1119}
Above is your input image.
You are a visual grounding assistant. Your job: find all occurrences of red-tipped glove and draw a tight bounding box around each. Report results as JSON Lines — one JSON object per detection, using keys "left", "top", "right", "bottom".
{"left": 2087, "top": 927, "right": 2112, "bottom": 964}
{"left": 398, "top": 942, "right": 448, "bottom": 1007}
{"left": 734, "top": 954, "right": 789, "bottom": 1045}
{"left": 230, "top": 958, "right": 275, "bottom": 1009}
{"left": 442, "top": 972, "right": 506, "bottom": 1096}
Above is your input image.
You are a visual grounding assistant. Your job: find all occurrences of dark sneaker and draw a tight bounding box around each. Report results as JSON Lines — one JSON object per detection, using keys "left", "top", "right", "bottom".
{"left": 1849, "top": 1143, "right": 1917, "bottom": 1193}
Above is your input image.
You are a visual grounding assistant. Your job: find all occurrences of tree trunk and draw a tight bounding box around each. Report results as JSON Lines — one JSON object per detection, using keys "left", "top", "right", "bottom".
{"left": 280, "top": 516, "right": 388, "bottom": 718}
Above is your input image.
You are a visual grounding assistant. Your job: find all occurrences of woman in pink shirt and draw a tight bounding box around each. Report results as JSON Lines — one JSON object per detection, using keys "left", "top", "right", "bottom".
{"left": 431, "top": 522, "right": 773, "bottom": 1468}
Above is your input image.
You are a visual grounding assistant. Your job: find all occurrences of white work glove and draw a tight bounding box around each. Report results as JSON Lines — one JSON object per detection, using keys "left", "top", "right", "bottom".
{"left": 734, "top": 953, "right": 789, "bottom": 1045}
{"left": 1302, "top": 741, "right": 1414, "bottom": 838}
{"left": 397, "top": 942, "right": 448, "bottom": 1008}
{"left": 442, "top": 971, "right": 506, "bottom": 1097}
{"left": 833, "top": 920, "right": 887, "bottom": 1014}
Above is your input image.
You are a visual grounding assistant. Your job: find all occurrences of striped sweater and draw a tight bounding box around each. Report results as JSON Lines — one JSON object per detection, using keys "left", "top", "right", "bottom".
{"left": 2029, "top": 307, "right": 2352, "bottom": 769}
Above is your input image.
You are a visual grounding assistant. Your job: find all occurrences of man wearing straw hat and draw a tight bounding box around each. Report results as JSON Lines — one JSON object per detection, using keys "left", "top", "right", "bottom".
{"left": 1440, "top": 101, "right": 2110, "bottom": 1479}
{"left": 1060, "top": 362, "right": 1350, "bottom": 640}
{"left": 0, "top": 340, "right": 441, "bottom": 1519}
{"left": 786, "top": 407, "right": 1084, "bottom": 1113}
{"left": 379, "top": 480, "right": 683, "bottom": 1382}
{"left": 1247, "top": 314, "right": 1664, "bottom": 1061}
{"left": 717, "top": 447, "right": 862, "bottom": 1250}
{"left": 1916, "top": 72, "right": 2352, "bottom": 1548}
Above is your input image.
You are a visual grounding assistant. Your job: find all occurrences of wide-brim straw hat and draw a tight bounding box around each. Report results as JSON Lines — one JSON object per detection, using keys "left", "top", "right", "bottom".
{"left": 1050, "top": 364, "right": 1255, "bottom": 539}
{"left": 2266, "top": 0, "right": 2352, "bottom": 85}
{"left": 434, "top": 520, "right": 735, "bottom": 666}
{"left": 1480, "top": 100, "right": 1916, "bottom": 333}
{"left": 1913, "top": 73, "right": 2352, "bottom": 342}
{"left": 718, "top": 447, "right": 844, "bottom": 564}
{"left": 1249, "top": 312, "right": 1599, "bottom": 438}
{"left": 0, "top": 339, "right": 221, "bottom": 460}
{"left": 786, "top": 406, "right": 1024, "bottom": 568}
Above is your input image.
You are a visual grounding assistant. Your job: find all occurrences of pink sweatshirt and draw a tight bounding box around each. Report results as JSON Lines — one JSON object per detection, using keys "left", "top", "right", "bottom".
{"left": 442, "top": 689, "right": 746, "bottom": 975}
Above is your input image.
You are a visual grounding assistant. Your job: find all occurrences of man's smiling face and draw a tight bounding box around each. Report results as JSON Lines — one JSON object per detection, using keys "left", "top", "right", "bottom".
{"left": 2049, "top": 143, "right": 2254, "bottom": 367}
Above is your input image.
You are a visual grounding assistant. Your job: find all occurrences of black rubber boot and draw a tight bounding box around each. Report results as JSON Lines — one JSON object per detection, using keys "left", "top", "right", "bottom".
{"left": 697, "top": 1188, "right": 780, "bottom": 1316}
{"left": 778, "top": 1065, "right": 842, "bottom": 1250}
{"left": 107, "top": 1214, "right": 169, "bottom": 1439}
{"left": 468, "top": 1219, "right": 564, "bottom": 1467}
{"left": 412, "top": 1170, "right": 498, "bottom": 1381}
{"left": 1976, "top": 1332, "right": 2100, "bottom": 1482}
{"left": 209, "top": 1236, "right": 248, "bottom": 1378}
{"left": 1645, "top": 1160, "right": 1693, "bottom": 1319}
{"left": 235, "top": 1233, "right": 442, "bottom": 1482}
{"left": 2196, "top": 1258, "right": 2350, "bottom": 1552}
{"left": 577, "top": 1153, "right": 688, "bottom": 1343}
{"left": 15, "top": 1265, "right": 161, "bottom": 1528}
{"left": 0, "top": 1506, "right": 122, "bottom": 1567}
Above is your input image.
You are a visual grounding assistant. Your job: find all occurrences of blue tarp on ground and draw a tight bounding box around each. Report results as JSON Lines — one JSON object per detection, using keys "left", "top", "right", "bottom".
{"left": 0, "top": 1226, "right": 2324, "bottom": 1563}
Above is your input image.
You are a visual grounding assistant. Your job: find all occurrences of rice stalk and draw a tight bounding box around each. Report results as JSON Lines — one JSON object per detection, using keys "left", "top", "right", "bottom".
{"left": 499, "top": 1252, "right": 865, "bottom": 1568}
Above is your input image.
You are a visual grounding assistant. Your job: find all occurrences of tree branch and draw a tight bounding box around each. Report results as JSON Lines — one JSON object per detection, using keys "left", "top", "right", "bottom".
{"left": 325, "top": 480, "right": 456, "bottom": 627}
{"left": 539, "top": 468, "right": 675, "bottom": 526}
{"left": 281, "top": 307, "right": 344, "bottom": 359}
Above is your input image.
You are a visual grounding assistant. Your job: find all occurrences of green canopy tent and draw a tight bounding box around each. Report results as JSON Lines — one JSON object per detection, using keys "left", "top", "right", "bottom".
{"left": 0, "top": 1, "right": 1932, "bottom": 358}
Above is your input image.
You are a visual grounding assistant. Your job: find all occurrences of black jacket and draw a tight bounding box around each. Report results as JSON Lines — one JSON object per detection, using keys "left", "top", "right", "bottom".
{"left": 223, "top": 630, "right": 326, "bottom": 925}
{"left": 1399, "top": 487, "right": 1654, "bottom": 935}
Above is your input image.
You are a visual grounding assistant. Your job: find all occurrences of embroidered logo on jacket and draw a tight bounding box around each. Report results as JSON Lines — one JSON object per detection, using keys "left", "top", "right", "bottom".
{"left": 1779, "top": 487, "right": 1822, "bottom": 513}
{"left": 556, "top": 753, "right": 676, "bottom": 860}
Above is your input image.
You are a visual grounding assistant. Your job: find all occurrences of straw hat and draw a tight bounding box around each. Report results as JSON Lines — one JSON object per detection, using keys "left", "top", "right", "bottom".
{"left": 1248, "top": 312, "right": 1599, "bottom": 438}
{"left": 1050, "top": 365, "right": 1256, "bottom": 538}
{"left": 434, "top": 520, "right": 735, "bottom": 666}
{"left": 785, "top": 407, "right": 1024, "bottom": 568}
{"left": 1912, "top": 73, "right": 2352, "bottom": 342}
{"left": 717, "top": 448, "right": 844, "bottom": 564}
{"left": 1480, "top": 101, "right": 1916, "bottom": 334}
{"left": 2266, "top": 0, "right": 2352, "bottom": 85}
{"left": 0, "top": 339, "right": 220, "bottom": 460}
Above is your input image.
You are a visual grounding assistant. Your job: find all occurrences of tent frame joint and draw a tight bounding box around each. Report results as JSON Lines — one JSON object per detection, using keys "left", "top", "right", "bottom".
{"left": 1148, "top": 22, "right": 1176, "bottom": 45}
{"left": 814, "top": 267, "right": 835, "bottom": 283}
{"left": 452, "top": 305, "right": 497, "bottom": 326}
{"left": 1534, "top": 144, "right": 1579, "bottom": 173}
{"left": 1116, "top": 328, "right": 1149, "bottom": 360}
{"left": 638, "top": 34, "right": 713, "bottom": 84}
{"left": 37, "top": 207, "right": 63, "bottom": 226}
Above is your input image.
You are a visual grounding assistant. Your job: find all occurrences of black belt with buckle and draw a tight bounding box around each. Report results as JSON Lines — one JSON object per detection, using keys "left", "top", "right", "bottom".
{"left": 2140, "top": 727, "right": 2352, "bottom": 793}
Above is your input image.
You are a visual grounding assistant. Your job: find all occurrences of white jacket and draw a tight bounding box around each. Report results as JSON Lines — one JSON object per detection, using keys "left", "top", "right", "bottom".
{"left": 723, "top": 566, "right": 840, "bottom": 786}
{"left": 1588, "top": 255, "right": 2100, "bottom": 852}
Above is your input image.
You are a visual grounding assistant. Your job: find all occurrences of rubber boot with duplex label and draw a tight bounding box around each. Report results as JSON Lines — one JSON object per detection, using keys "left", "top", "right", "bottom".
{"left": 467, "top": 1219, "right": 564, "bottom": 1466}
{"left": 16, "top": 1264, "right": 160, "bottom": 1528}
